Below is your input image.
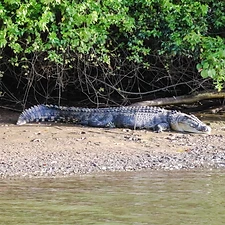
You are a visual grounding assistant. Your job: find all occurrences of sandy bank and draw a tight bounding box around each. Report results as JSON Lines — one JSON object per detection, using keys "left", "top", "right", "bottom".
{"left": 0, "top": 109, "right": 225, "bottom": 178}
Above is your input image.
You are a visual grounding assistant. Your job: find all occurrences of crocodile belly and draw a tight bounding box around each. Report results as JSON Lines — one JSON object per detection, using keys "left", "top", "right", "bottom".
{"left": 80, "top": 113, "right": 115, "bottom": 128}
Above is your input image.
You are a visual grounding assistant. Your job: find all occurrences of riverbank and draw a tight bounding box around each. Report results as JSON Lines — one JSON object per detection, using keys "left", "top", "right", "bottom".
{"left": 0, "top": 108, "right": 225, "bottom": 178}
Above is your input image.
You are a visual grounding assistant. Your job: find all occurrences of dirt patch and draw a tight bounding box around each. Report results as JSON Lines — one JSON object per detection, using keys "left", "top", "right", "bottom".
{"left": 0, "top": 108, "right": 225, "bottom": 178}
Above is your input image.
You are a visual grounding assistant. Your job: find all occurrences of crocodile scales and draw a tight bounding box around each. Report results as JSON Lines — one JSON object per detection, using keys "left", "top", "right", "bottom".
{"left": 16, "top": 105, "right": 211, "bottom": 133}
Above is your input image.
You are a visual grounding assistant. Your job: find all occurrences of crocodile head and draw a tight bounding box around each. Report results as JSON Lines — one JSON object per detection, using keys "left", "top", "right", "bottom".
{"left": 170, "top": 113, "right": 211, "bottom": 134}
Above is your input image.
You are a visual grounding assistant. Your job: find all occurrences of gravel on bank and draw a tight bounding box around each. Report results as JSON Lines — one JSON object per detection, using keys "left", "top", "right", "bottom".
{"left": 1, "top": 142, "right": 225, "bottom": 179}
{"left": 1, "top": 126, "right": 225, "bottom": 178}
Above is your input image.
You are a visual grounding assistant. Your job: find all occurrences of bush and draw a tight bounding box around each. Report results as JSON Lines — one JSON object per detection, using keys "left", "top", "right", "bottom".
{"left": 1, "top": 0, "right": 225, "bottom": 106}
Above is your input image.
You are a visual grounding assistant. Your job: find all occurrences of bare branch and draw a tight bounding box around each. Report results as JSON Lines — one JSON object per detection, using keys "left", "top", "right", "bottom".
{"left": 130, "top": 91, "right": 225, "bottom": 107}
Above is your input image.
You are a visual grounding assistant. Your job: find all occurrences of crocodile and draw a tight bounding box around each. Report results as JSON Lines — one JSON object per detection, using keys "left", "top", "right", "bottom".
{"left": 16, "top": 104, "right": 211, "bottom": 134}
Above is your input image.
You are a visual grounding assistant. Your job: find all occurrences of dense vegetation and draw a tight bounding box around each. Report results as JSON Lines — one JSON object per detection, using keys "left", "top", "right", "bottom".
{"left": 0, "top": 0, "right": 225, "bottom": 107}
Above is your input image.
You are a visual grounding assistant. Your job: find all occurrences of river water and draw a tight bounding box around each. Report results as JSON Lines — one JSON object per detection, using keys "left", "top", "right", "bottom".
{"left": 1, "top": 170, "right": 225, "bottom": 225}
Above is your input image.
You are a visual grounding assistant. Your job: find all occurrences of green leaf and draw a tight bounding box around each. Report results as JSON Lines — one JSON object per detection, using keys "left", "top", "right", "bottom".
{"left": 207, "top": 69, "right": 216, "bottom": 78}
{"left": 201, "top": 69, "right": 208, "bottom": 78}
{"left": 196, "top": 63, "right": 202, "bottom": 71}
{"left": 202, "top": 62, "right": 209, "bottom": 69}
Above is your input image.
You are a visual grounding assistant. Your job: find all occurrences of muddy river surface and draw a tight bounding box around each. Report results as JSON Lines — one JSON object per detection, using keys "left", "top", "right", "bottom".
{"left": 1, "top": 169, "right": 225, "bottom": 225}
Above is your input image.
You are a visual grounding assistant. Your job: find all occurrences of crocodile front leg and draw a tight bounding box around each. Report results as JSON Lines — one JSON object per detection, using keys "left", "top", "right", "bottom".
{"left": 153, "top": 122, "right": 170, "bottom": 132}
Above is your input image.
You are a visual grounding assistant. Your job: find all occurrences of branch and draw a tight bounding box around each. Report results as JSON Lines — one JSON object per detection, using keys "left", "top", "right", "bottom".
{"left": 130, "top": 91, "right": 225, "bottom": 107}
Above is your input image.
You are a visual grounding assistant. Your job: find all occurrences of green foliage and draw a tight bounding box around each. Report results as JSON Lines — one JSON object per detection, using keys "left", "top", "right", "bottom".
{"left": 197, "top": 37, "right": 225, "bottom": 91}
{"left": 1, "top": 0, "right": 225, "bottom": 105}
{"left": 0, "top": 0, "right": 136, "bottom": 65}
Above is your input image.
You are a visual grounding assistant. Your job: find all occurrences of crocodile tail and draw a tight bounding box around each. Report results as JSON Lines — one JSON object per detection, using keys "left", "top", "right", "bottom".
{"left": 17, "top": 105, "right": 64, "bottom": 125}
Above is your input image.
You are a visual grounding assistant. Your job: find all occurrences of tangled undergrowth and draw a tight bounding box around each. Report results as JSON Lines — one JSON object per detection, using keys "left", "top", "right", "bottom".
{"left": 0, "top": 0, "right": 224, "bottom": 108}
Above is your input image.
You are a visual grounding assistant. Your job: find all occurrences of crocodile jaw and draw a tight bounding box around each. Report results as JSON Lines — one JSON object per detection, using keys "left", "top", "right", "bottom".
{"left": 170, "top": 114, "right": 211, "bottom": 134}
{"left": 171, "top": 122, "right": 211, "bottom": 134}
